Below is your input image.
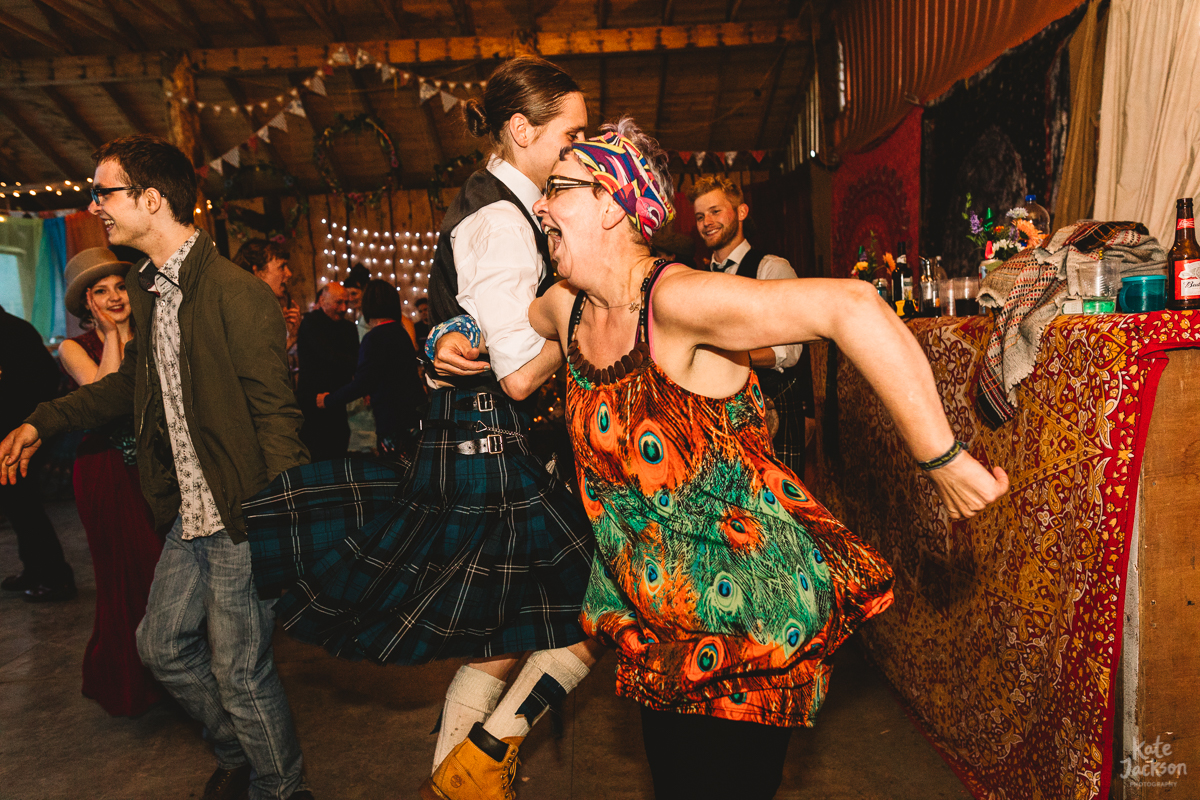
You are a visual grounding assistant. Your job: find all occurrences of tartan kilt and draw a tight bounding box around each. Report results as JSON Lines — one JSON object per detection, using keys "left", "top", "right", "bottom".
{"left": 244, "top": 387, "right": 595, "bottom": 665}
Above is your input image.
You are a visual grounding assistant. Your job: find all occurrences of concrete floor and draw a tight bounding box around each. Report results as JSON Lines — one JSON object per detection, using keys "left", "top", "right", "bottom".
{"left": 1, "top": 500, "right": 972, "bottom": 800}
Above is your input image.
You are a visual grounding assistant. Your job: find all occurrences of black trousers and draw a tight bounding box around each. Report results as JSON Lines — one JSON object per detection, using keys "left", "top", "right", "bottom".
{"left": 299, "top": 409, "right": 350, "bottom": 462}
{"left": 0, "top": 469, "right": 72, "bottom": 585}
{"left": 640, "top": 706, "right": 793, "bottom": 800}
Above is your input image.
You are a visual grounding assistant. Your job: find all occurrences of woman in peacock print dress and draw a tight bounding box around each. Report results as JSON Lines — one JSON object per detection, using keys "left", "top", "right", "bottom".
{"left": 432, "top": 120, "right": 1010, "bottom": 799}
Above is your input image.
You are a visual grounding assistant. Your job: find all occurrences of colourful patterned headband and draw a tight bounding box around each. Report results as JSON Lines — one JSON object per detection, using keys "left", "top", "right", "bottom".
{"left": 571, "top": 132, "right": 675, "bottom": 240}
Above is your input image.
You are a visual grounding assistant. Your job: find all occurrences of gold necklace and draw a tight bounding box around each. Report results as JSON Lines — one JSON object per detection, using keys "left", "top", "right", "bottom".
{"left": 586, "top": 295, "right": 641, "bottom": 312}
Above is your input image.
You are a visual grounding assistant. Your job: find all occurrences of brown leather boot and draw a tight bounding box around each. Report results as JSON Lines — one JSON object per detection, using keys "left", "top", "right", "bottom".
{"left": 419, "top": 723, "right": 523, "bottom": 800}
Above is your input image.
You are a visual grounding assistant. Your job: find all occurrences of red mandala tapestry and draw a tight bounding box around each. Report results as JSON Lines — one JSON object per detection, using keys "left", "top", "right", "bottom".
{"left": 809, "top": 311, "right": 1200, "bottom": 800}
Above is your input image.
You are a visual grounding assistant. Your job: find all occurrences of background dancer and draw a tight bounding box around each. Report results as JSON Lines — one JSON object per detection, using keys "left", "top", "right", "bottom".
{"left": 435, "top": 119, "right": 1009, "bottom": 800}
{"left": 244, "top": 56, "right": 604, "bottom": 800}
{"left": 57, "top": 247, "right": 163, "bottom": 717}
{"left": 316, "top": 279, "right": 425, "bottom": 460}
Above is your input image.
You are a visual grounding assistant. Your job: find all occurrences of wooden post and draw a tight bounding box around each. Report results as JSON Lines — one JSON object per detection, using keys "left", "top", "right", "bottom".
{"left": 164, "top": 54, "right": 215, "bottom": 236}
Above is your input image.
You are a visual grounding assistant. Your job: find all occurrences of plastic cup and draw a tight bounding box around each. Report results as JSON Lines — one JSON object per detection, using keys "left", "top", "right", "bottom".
{"left": 1118, "top": 275, "right": 1167, "bottom": 312}
{"left": 939, "top": 277, "right": 982, "bottom": 316}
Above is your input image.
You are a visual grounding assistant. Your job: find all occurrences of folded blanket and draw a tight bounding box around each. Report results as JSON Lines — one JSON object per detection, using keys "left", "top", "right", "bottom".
{"left": 974, "top": 220, "right": 1163, "bottom": 427}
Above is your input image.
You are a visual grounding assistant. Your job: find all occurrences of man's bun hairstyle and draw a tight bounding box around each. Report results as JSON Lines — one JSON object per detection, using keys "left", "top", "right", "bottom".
{"left": 463, "top": 56, "right": 581, "bottom": 146}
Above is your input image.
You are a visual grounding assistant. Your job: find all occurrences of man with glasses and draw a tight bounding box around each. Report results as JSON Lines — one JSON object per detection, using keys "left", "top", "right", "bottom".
{"left": 0, "top": 135, "right": 313, "bottom": 800}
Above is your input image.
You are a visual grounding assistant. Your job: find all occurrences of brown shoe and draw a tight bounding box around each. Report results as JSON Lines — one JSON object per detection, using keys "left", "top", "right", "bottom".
{"left": 419, "top": 723, "right": 522, "bottom": 800}
{"left": 201, "top": 764, "right": 251, "bottom": 800}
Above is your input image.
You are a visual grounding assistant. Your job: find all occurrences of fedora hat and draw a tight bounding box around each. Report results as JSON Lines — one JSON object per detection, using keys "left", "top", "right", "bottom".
{"left": 64, "top": 248, "right": 132, "bottom": 318}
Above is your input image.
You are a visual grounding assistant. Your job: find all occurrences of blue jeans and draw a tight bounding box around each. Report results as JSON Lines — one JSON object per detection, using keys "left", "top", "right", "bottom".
{"left": 137, "top": 518, "right": 304, "bottom": 799}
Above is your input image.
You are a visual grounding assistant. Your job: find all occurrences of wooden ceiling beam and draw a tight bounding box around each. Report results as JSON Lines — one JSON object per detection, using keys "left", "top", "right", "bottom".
{"left": 43, "top": 85, "right": 105, "bottom": 149}
{"left": 98, "top": 81, "right": 150, "bottom": 134}
{"left": 373, "top": 0, "right": 405, "bottom": 37}
{"left": 448, "top": 0, "right": 475, "bottom": 36}
{"left": 247, "top": 0, "right": 282, "bottom": 45}
{"left": 288, "top": 0, "right": 342, "bottom": 42}
{"left": 122, "top": 0, "right": 200, "bottom": 44}
{"left": 0, "top": 93, "right": 83, "bottom": 176}
{"left": 209, "top": 0, "right": 272, "bottom": 45}
{"left": 753, "top": 46, "right": 789, "bottom": 149}
{"left": 35, "top": 0, "right": 138, "bottom": 51}
{"left": 1, "top": 21, "right": 813, "bottom": 87}
{"left": 172, "top": 0, "right": 213, "bottom": 47}
{"left": 0, "top": 10, "right": 72, "bottom": 54}
{"left": 99, "top": 0, "right": 149, "bottom": 51}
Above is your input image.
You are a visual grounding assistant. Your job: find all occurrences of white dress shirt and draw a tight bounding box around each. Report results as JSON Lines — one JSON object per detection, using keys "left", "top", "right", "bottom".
{"left": 450, "top": 156, "right": 547, "bottom": 381}
{"left": 711, "top": 239, "right": 803, "bottom": 371}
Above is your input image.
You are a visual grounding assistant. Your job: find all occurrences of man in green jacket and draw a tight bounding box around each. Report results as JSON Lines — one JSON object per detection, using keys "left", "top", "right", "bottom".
{"left": 0, "top": 136, "right": 312, "bottom": 800}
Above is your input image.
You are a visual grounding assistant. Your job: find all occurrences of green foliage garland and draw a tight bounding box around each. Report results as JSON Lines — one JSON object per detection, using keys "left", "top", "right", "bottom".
{"left": 313, "top": 113, "right": 404, "bottom": 208}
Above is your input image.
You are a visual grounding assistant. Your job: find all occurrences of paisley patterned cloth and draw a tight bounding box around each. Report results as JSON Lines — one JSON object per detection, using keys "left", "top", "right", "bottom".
{"left": 566, "top": 268, "right": 894, "bottom": 728}
{"left": 809, "top": 311, "right": 1200, "bottom": 800}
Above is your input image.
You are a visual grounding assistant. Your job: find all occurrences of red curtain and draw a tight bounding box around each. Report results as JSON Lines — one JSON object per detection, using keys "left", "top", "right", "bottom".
{"left": 830, "top": 107, "right": 923, "bottom": 277}
{"left": 834, "top": 0, "right": 1087, "bottom": 153}
{"left": 64, "top": 211, "right": 109, "bottom": 261}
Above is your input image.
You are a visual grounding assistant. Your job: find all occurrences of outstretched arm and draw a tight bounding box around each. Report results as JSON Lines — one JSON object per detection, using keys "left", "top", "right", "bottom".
{"left": 654, "top": 270, "right": 1008, "bottom": 519}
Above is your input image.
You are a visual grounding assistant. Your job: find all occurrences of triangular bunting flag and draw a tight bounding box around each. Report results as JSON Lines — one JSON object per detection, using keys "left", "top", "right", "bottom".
{"left": 724, "top": 151, "right": 738, "bottom": 167}
{"left": 355, "top": 48, "right": 371, "bottom": 68}
{"left": 286, "top": 99, "right": 307, "bottom": 118}
{"left": 223, "top": 148, "right": 240, "bottom": 168}
{"left": 694, "top": 151, "right": 706, "bottom": 168}
{"left": 209, "top": 158, "right": 224, "bottom": 176}
{"left": 269, "top": 112, "right": 288, "bottom": 131}
{"left": 379, "top": 63, "right": 394, "bottom": 81}
{"left": 419, "top": 81, "right": 438, "bottom": 103}
{"left": 309, "top": 74, "right": 326, "bottom": 96}
{"left": 322, "top": 64, "right": 334, "bottom": 76}
{"left": 257, "top": 126, "right": 270, "bottom": 143}
{"left": 677, "top": 151, "right": 693, "bottom": 164}
{"left": 331, "top": 45, "right": 351, "bottom": 65}
{"left": 197, "top": 165, "right": 209, "bottom": 179}
{"left": 440, "top": 91, "right": 460, "bottom": 113}
{"left": 247, "top": 135, "right": 259, "bottom": 152}
{"left": 750, "top": 150, "right": 766, "bottom": 163}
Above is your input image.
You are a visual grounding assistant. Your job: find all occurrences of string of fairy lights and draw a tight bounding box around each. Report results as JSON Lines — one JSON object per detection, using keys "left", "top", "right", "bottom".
{"left": 318, "top": 217, "right": 437, "bottom": 309}
{"left": 0, "top": 177, "right": 93, "bottom": 199}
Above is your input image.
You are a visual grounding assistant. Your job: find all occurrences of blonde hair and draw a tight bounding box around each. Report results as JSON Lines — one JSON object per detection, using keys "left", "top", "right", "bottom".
{"left": 687, "top": 174, "right": 743, "bottom": 206}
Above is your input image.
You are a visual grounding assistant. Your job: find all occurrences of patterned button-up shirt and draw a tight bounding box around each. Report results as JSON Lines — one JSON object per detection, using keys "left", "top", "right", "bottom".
{"left": 150, "top": 231, "right": 224, "bottom": 540}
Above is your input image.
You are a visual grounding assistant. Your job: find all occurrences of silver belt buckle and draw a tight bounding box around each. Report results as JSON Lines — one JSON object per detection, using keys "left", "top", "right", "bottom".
{"left": 475, "top": 392, "right": 494, "bottom": 413}
{"left": 483, "top": 433, "right": 504, "bottom": 454}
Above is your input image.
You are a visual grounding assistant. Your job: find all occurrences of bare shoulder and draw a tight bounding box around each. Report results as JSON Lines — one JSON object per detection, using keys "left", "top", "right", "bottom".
{"left": 649, "top": 264, "right": 732, "bottom": 324}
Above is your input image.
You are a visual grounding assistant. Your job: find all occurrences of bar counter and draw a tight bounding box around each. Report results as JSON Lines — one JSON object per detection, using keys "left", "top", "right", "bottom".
{"left": 808, "top": 311, "right": 1200, "bottom": 800}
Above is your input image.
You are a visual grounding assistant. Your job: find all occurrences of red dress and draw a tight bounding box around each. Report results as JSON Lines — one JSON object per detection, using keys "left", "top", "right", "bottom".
{"left": 68, "top": 330, "right": 163, "bottom": 716}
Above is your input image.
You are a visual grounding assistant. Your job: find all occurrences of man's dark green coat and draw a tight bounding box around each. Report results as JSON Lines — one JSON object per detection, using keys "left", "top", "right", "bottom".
{"left": 26, "top": 231, "right": 309, "bottom": 543}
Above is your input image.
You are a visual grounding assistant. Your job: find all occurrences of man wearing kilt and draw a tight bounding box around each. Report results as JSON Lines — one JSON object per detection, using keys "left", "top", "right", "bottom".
{"left": 242, "top": 56, "right": 604, "bottom": 800}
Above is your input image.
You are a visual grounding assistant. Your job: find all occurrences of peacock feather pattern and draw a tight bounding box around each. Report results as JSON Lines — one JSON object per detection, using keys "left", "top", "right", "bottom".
{"left": 567, "top": 353, "right": 895, "bottom": 727}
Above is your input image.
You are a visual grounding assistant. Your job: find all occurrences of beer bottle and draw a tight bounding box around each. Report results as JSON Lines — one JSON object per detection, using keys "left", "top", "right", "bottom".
{"left": 892, "top": 241, "right": 912, "bottom": 316}
{"left": 1168, "top": 198, "right": 1200, "bottom": 310}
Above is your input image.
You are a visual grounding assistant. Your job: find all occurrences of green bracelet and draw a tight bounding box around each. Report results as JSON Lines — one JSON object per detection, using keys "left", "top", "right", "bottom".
{"left": 918, "top": 440, "right": 966, "bottom": 471}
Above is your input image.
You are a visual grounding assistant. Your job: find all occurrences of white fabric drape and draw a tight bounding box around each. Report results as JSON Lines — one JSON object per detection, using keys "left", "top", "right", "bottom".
{"left": 1094, "top": 0, "right": 1200, "bottom": 242}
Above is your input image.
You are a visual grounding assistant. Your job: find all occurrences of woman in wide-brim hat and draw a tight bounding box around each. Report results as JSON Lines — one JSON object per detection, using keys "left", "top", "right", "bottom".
{"left": 59, "top": 247, "right": 165, "bottom": 718}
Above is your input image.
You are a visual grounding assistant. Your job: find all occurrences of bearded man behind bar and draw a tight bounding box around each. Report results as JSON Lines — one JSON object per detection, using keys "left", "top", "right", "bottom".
{"left": 0, "top": 136, "right": 313, "bottom": 800}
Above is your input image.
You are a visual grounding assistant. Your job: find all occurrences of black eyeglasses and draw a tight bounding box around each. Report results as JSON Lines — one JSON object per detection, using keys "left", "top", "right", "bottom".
{"left": 543, "top": 175, "right": 603, "bottom": 199}
{"left": 90, "top": 185, "right": 144, "bottom": 205}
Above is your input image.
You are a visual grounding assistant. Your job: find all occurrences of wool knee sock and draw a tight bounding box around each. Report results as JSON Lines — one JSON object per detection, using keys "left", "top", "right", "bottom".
{"left": 432, "top": 665, "right": 506, "bottom": 773}
{"left": 482, "top": 648, "right": 591, "bottom": 742}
